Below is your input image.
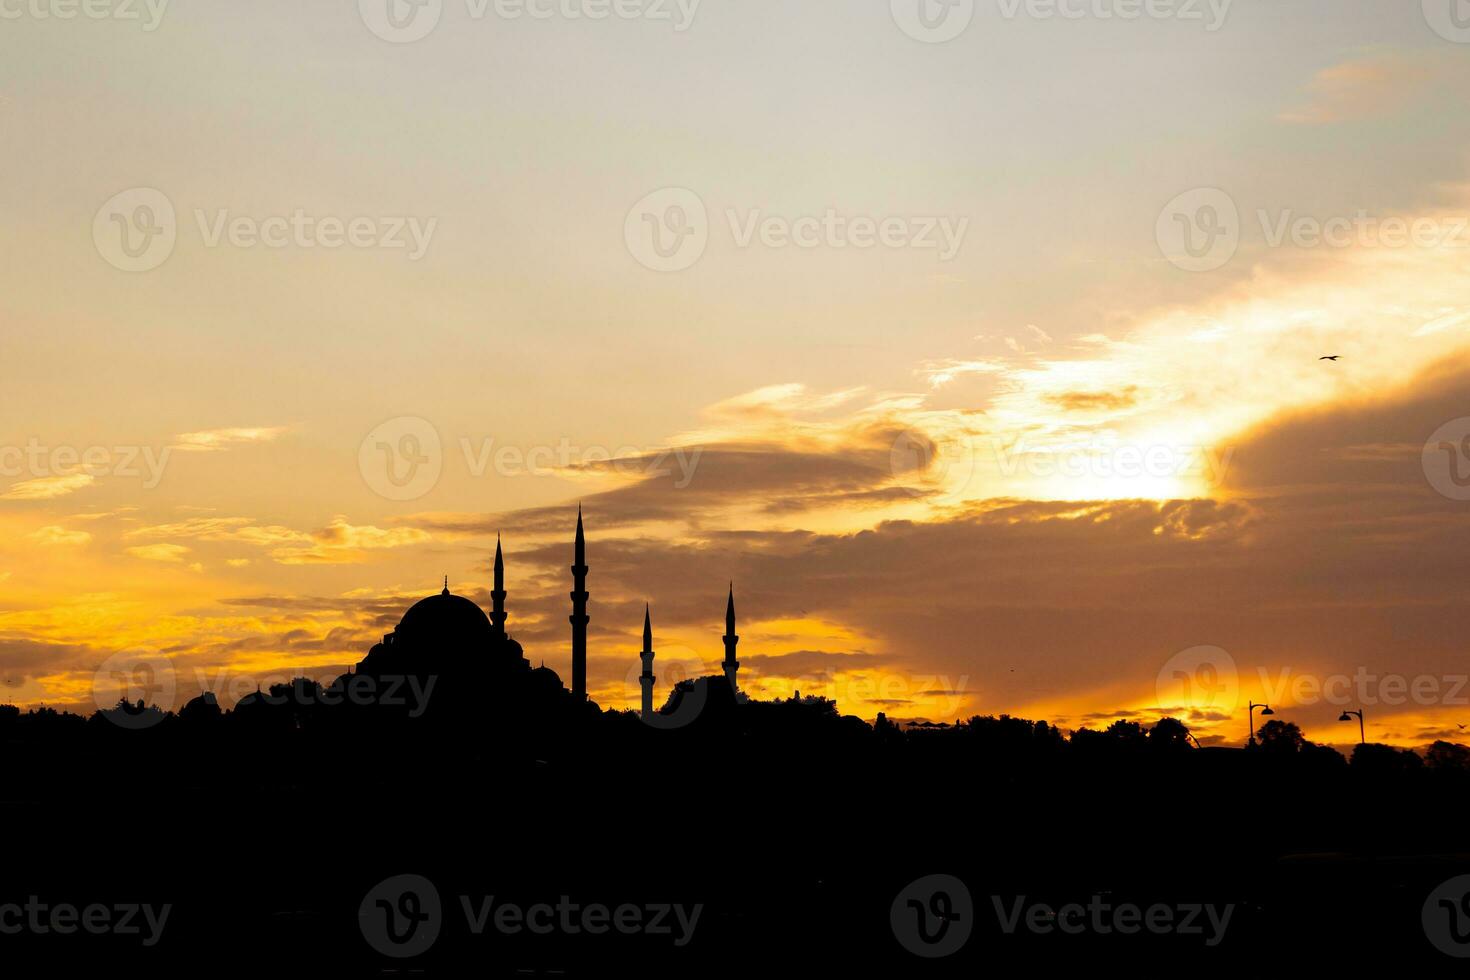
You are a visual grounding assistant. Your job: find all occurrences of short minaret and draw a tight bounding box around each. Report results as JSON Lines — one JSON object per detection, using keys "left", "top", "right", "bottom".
{"left": 639, "top": 604, "right": 656, "bottom": 722}
{"left": 722, "top": 584, "right": 740, "bottom": 694}
{"left": 490, "top": 534, "right": 508, "bottom": 638}
{"left": 570, "top": 507, "right": 589, "bottom": 700}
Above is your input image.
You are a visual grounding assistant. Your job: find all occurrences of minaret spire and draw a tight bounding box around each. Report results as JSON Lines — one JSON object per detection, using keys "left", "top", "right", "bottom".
{"left": 575, "top": 505, "right": 586, "bottom": 564}
{"left": 639, "top": 603, "right": 656, "bottom": 722}
{"left": 490, "top": 534, "right": 508, "bottom": 637}
{"left": 722, "top": 584, "right": 740, "bottom": 695}
{"left": 570, "top": 507, "right": 589, "bottom": 700}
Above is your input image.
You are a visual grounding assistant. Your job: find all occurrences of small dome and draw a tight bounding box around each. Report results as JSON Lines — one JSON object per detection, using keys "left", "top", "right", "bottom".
{"left": 529, "top": 663, "right": 563, "bottom": 694}
{"left": 234, "top": 689, "right": 269, "bottom": 711}
{"left": 179, "top": 691, "right": 221, "bottom": 723}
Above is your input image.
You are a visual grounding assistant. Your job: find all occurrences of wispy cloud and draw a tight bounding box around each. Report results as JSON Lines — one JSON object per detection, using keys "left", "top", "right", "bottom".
{"left": 126, "top": 543, "right": 192, "bottom": 563}
{"left": 69, "top": 506, "right": 140, "bottom": 522}
{"left": 119, "top": 514, "right": 428, "bottom": 565}
{"left": 1, "top": 474, "right": 95, "bottom": 501}
{"left": 124, "top": 518, "right": 310, "bottom": 547}
{"left": 921, "top": 359, "right": 1008, "bottom": 389}
{"left": 30, "top": 526, "right": 92, "bottom": 547}
{"left": 172, "top": 427, "right": 288, "bottom": 453}
{"left": 270, "top": 517, "right": 431, "bottom": 565}
{"left": 1277, "top": 50, "right": 1434, "bottom": 125}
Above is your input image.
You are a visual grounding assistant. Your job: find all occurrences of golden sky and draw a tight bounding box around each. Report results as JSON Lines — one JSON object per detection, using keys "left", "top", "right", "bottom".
{"left": 3, "top": 2, "right": 1470, "bottom": 750}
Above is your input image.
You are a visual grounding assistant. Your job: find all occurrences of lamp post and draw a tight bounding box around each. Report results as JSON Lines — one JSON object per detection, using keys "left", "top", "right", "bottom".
{"left": 1338, "top": 708, "right": 1365, "bottom": 745}
{"left": 1247, "top": 702, "right": 1275, "bottom": 745}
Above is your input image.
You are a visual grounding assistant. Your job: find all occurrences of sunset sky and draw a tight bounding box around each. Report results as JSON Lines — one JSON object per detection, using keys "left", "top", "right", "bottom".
{"left": 3, "top": 1, "right": 1470, "bottom": 749}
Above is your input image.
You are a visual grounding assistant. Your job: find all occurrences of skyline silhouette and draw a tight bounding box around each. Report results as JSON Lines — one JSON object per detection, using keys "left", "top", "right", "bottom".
{"left": 7, "top": 0, "right": 1470, "bottom": 970}
{"left": 15, "top": 476, "right": 1470, "bottom": 754}
{"left": 6, "top": 510, "right": 1470, "bottom": 971}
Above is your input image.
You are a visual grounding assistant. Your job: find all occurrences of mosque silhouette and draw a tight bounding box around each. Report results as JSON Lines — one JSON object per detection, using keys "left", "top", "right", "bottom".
{"left": 319, "top": 507, "right": 746, "bottom": 721}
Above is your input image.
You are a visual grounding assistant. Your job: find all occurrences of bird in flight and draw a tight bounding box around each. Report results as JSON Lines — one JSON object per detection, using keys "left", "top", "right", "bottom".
{"left": 1320, "top": 355, "right": 1342, "bottom": 361}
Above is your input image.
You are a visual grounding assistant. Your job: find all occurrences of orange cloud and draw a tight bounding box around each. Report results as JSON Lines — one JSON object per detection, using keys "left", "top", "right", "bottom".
{"left": 1277, "top": 50, "right": 1434, "bottom": 125}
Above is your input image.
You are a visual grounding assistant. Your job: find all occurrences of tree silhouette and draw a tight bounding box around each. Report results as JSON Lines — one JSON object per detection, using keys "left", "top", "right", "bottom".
{"left": 1148, "top": 717, "right": 1193, "bottom": 749}
{"left": 1255, "top": 719, "right": 1305, "bottom": 753}
{"left": 1426, "top": 740, "right": 1470, "bottom": 771}
{"left": 1351, "top": 742, "right": 1424, "bottom": 773}
{"left": 1104, "top": 718, "right": 1148, "bottom": 743}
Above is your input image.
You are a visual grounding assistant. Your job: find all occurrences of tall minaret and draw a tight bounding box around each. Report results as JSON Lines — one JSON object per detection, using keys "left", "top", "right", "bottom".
{"left": 722, "top": 584, "right": 740, "bottom": 693}
{"left": 570, "top": 507, "right": 589, "bottom": 700}
{"left": 490, "top": 534, "right": 508, "bottom": 638}
{"left": 639, "top": 604, "right": 656, "bottom": 722}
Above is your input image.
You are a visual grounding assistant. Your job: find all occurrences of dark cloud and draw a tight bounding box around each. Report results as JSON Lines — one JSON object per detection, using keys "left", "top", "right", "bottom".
{"left": 406, "top": 432, "right": 917, "bottom": 537}
{"left": 1081, "top": 710, "right": 1139, "bottom": 723}
{"left": 0, "top": 636, "right": 103, "bottom": 684}
{"left": 521, "top": 359, "right": 1470, "bottom": 735}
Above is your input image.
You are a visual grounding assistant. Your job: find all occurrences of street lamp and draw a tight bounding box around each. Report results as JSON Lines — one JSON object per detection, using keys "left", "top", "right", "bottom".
{"left": 1338, "top": 708, "right": 1365, "bottom": 745}
{"left": 1248, "top": 702, "right": 1275, "bottom": 745}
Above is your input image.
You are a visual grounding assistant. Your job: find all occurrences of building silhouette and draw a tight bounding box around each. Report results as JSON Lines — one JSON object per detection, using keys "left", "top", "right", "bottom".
{"left": 639, "top": 604, "right": 656, "bottom": 722}
{"left": 570, "top": 506, "right": 589, "bottom": 700}
{"left": 722, "top": 585, "right": 741, "bottom": 694}
{"left": 337, "top": 510, "right": 743, "bottom": 716}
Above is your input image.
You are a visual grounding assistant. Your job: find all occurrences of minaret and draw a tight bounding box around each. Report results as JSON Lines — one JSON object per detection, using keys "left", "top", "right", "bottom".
{"left": 639, "top": 604, "right": 656, "bottom": 722}
{"left": 490, "top": 534, "right": 508, "bottom": 638}
{"left": 722, "top": 584, "right": 740, "bottom": 694}
{"left": 570, "top": 507, "right": 589, "bottom": 700}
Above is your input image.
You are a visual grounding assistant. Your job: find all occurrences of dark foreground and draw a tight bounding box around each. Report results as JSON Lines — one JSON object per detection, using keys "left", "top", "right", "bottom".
{"left": 3, "top": 702, "right": 1469, "bottom": 973}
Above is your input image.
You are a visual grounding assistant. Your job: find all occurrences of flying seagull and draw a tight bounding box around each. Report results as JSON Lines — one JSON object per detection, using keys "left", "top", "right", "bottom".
{"left": 1320, "top": 355, "right": 1342, "bottom": 361}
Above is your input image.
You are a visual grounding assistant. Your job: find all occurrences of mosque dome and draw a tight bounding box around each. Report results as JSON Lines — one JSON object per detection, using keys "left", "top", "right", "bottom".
{"left": 529, "top": 663, "right": 563, "bottom": 696}
{"left": 394, "top": 585, "right": 493, "bottom": 646}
